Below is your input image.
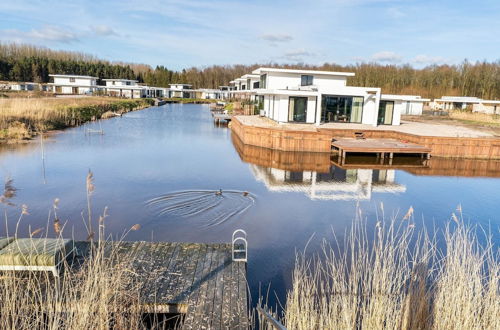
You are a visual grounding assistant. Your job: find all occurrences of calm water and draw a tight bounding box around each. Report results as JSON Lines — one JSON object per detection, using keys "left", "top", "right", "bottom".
{"left": 1, "top": 103, "right": 499, "bottom": 306}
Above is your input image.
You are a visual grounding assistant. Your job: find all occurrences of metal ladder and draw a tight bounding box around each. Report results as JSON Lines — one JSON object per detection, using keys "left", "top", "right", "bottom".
{"left": 232, "top": 229, "right": 247, "bottom": 262}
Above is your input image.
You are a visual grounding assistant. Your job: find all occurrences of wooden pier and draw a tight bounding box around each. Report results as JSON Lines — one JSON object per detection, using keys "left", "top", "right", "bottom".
{"left": 75, "top": 241, "right": 249, "bottom": 329}
{"left": 213, "top": 114, "right": 233, "bottom": 124}
{"left": 332, "top": 138, "right": 432, "bottom": 164}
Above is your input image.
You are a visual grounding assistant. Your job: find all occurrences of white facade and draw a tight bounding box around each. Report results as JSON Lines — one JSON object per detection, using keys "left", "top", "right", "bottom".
{"left": 49, "top": 74, "right": 98, "bottom": 95}
{"left": 102, "top": 79, "right": 145, "bottom": 98}
{"left": 381, "top": 94, "right": 431, "bottom": 118}
{"left": 431, "top": 96, "right": 481, "bottom": 110}
{"left": 168, "top": 84, "right": 194, "bottom": 98}
{"left": 252, "top": 67, "right": 384, "bottom": 126}
{"left": 472, "top": 100, "right": 500, "bottom": 114}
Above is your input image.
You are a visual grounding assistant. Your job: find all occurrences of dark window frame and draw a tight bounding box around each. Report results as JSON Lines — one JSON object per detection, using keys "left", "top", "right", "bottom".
{"left": 301, "top": 75, "right": 314, "bottom": 86}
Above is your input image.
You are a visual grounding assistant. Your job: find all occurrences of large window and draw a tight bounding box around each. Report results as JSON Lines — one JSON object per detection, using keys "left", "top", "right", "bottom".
{"left": 69, "top": 77, "right": 75, "bottom": 83}
{"left": 247, "top": 79, "right": 251, "bottom": 90}
{"left": 288, "top": 97, "right": 307, "bottom": 122}
{"left": 253, "top": 81, "right": 259, "bottom": 89}
{"left": 321, "top": 95, "right": 364, "bottom": 123}
{"left": 301, "top": 75, "right": 314, "bottom": 86}
{"left": 378, "top": 100, "right": 394, "bottom": 125}
{"left": 260, "top": 74, "right": 267, "bottom": 89}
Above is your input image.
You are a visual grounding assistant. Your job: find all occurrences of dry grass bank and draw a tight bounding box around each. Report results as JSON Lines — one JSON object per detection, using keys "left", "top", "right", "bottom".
{"left": 449, "top": 110, "right": 500, "bottom": 126}
{"left": 0, "top": 97, "right": 154, "bottom": 142}
{"left": 260, "top": 209, "right": 499, "bottom": 330}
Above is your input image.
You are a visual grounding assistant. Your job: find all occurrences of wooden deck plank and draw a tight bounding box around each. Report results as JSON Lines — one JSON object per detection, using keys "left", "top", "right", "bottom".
{"left": 238, "top": 261, "right": 249, "bottom": 329}
{"left": 210, "top": 244, "right": 229, "bottom": 329}
{"left": 221, "top": 245, "right": 235, "bottom": 329}
{"left": 181, "top": 244, "right": 208, "bottom": 329}
{"left": 198, "top": 244, "right": 223, "bottom": 329}
{"left": 167, "top": 243, "right": 201, "bottom": 304}
{"left": 332, "top": 138, "right": 431, "bottom": 154}
{"left": 187, "top": 244, "right": 218, "bottom": 329}
{"left": 229, "top": 254, "right": 241, "bottom": 329}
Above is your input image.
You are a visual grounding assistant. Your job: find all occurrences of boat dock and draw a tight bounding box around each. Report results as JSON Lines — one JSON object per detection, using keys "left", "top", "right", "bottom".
{"left": 75, "top": 240, "right": 249, "bottom": 329}
{"left": 332, "top": 138, "right": 432, "bottom": 163}
{"left": 213, "top": 113, "right": 233, "bottom": 124}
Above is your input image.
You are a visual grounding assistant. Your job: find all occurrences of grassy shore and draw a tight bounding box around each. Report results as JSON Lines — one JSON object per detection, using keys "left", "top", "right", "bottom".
{"left": 448, "top": 110, "right": 500, "bottom": 127}
{"left": 264, "top": 211, "right": 499, "bottom": 330}
{"left": 0, "top": 97, "right": 154, "bottom": 143}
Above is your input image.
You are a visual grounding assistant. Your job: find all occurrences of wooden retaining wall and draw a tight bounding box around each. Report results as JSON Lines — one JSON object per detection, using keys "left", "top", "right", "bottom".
{"left": 231, "top": 117, "right": 500, "bottom": 159}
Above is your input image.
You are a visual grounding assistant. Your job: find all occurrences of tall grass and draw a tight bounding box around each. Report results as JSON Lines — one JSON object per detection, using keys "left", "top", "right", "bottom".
{"left": 0, "top": 174, "right": 150, "bottom": 329}
{"left": 275, "top": 208, "right": 499, "bottom": 330}
{"left": 0, "top": 97, "right": 154, "bottom": 141}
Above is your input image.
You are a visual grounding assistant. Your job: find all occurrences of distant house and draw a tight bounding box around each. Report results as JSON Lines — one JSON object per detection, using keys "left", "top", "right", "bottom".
{"left": 49, "top": 74, "right": 98, "bottom": 95}
{"left": 103, "top": 79, "right": 145, "bottom": 98}
{"left": 193, "top": 88, "right": 221, "bottom": 99}
{"left": 229, "top": 74, "right": 260, "bottom": 101}
{"left": 473, "top": 100, "right": 500, "bottom": 115}
{"left": 219, "top": 86, "right": 230, "bottom": 100}
{"left": 381, "top": 94, "right": 431, "bottom": 117}
{"left": 169, "top": 84, "right": 194, "bottom": 98}
{"left": 252, "top": 67, "right": 386, "bottom": 126}
{"left": 10, "top": 82, "right": 37, "bottom": 91}
{"left": 431, "top": 96, "right": 482, "bottom": 110}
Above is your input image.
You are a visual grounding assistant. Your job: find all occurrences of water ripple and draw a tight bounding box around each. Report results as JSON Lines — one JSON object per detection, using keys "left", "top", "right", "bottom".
{"left": 145, "top": 190, "right": 255, "bottom": 227}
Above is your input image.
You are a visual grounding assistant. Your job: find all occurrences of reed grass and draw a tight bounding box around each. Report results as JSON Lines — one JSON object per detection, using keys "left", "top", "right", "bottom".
{"left": 0, "top": 174, "right": 169, "bottom": 329}
{"left": 0, "top": 97, "right": 154, "bottom": 142}
{"left": 268, "top": 208, "right": 500, "bottom": 330}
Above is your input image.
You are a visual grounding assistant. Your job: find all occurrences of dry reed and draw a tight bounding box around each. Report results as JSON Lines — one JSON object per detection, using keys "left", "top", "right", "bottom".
{"left": 278, "top": 208, "right": 499, "bottom": 330}
{"left": 449, "top": 110, "right": 500, "bottom": 125}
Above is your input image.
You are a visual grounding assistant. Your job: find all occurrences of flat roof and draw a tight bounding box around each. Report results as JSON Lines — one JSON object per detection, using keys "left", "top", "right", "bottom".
{"left": 382, "top": 94, "right": 431, "bottom": 102}
{"left": 479, "top": 100, "right": 500, "bottom": 104}
{"left": 102, "top": 78, "right": 138, "bottom": 82}
{"left": 252, "top": 67, "right": 355, "bottom": 77}
{"left": 436, "top": 96, "right": 482, "bottom": 103}
{"left": 49, "top": 74, "right": 98, "bottom": 79}
{"left": 169, "top": 83, "right": 192, "bottom": 86}
{"left": 241, "top": 74, "right": 260, "bottom": 79}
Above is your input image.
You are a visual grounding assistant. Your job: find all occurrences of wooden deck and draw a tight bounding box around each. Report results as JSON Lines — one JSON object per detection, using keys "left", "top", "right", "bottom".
{"left": 332, "top": 138, "right": 432, "bottom": 160}
{"left": 75, "top": 241, "right": 249, "bottom": 329}
{"left": 213, "top": 114, "right": 233, "bottom": 124}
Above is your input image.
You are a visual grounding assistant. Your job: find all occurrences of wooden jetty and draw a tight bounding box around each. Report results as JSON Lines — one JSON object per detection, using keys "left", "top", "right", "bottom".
{"left": 213, "top": 114, "right": 233, "bottom": 124}
{"left": 332, "top": 138, "right": 432, "bottom": 162}
{"left": 75, "top": 241, "right": 249, "bottom": 329}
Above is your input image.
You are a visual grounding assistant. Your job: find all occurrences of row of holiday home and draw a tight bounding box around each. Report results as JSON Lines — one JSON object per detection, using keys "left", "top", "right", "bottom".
{"left": 47, "top": 75, "right": 225, "bottom": 99}
{"left": 227, "top": 68, "right": 500, "bottom": 126}
{"left": 228, "top": 68, "right": 431, "bottom": 126}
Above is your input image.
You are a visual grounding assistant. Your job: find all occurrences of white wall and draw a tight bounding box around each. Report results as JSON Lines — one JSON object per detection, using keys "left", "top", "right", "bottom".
{"left": 265, "top": 72, "right": 348, "bottom": 90}
{"left": 53, "top": 77, "right": 96, "bottom": 86}
{"left": 473, "top": 103, "right": 500, "bottom": 114}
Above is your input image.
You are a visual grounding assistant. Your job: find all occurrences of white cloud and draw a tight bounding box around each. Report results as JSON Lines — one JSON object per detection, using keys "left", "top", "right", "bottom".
{"left": 260, "top": 33, "right": 293, "bottom": 43}
{"left": 283, "top": 49, "right": 315, "bottom": 62}
{"left": 412, "top": 54, "right": 449, "bottom": 65}
{"left": 0, "top": 25, "right": 79, "bottom": 43}
{"left": 371, "top": 51, "right": 403, "bottom": 63}
{"left": 90, "top": 25, "right": 118, "bottom": 37}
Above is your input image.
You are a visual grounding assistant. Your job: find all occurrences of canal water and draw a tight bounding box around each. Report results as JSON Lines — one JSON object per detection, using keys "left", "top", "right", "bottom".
{"left": 1, "top": 104, "right": 499, "bottom": 307}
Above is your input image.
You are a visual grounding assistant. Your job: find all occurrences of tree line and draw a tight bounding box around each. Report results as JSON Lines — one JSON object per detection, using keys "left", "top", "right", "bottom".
{"left": 1, "top": 43, "right": 499, "bottom": 99}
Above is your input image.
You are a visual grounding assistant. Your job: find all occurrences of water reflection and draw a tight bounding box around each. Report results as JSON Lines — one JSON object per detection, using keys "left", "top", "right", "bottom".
{"left": 250, "top": 165, "right": 405, "bottom": 201}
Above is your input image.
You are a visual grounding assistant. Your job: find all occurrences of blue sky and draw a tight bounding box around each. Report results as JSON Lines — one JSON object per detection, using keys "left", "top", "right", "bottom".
{"left": 1, "top": 0, "right": 499, "bottom": 70}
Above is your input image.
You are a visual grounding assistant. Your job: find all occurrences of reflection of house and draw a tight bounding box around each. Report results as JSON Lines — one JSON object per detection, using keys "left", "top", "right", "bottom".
{"left": 250, "top": 164, "right": 406, "bottom": 201}
{"left": 472, "top": 100, "right": 500, "bottom": 115}
{"left": 252, "top": 67, "right": 387, "bottom": 126}
{"left": 381, "top": 94, "right": 431, "bottom": 116}
{"left": 49, "top": 74, "right": 99, "bottom": 95}
{"left": 431, "top": 96, "right": 481, "bottom": 110}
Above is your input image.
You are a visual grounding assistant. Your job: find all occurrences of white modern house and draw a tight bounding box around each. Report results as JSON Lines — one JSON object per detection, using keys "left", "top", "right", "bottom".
{"left": 472, "top": 99, "right": 500, "bottom": 115}
{"left": 169, "top": 84, "right": 194, "bottom": 98}
{"left": 10, "top": 82, "right": 38, "bottom": 91}
{"left": 103, "top": 78, "right": 146, "bottom": 98}
{"left": 253, "top": 67, "right": 385, "bottom": 126}
{"left": 49, "top": 74, "right": 99, "bottom": 95}
{"left": 381, "top": 94, "right": 431, "bottom": 117}
{"left": 229, "top": 74, "right": 260, "bottom": 101}
{"left": 431, "top": 96, "right": 482, "bottom": 110}
{"left": 250, "top": 165, "right": 406, "bottom": 201}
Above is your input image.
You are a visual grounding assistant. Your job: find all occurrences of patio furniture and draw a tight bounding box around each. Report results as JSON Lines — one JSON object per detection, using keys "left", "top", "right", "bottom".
{"left": 0, "top": 238, "right": 75, "bottom": 277}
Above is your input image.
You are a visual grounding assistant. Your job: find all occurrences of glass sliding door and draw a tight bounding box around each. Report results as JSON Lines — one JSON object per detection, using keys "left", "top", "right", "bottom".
{"left": 288, "top": 97, "right": 307, "bottom": 122}
{"left": 321, "top": 95, "right": 364, "bottom": 123}
{"left": 378, "top": 100, "right": 394, "bottom": 125}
